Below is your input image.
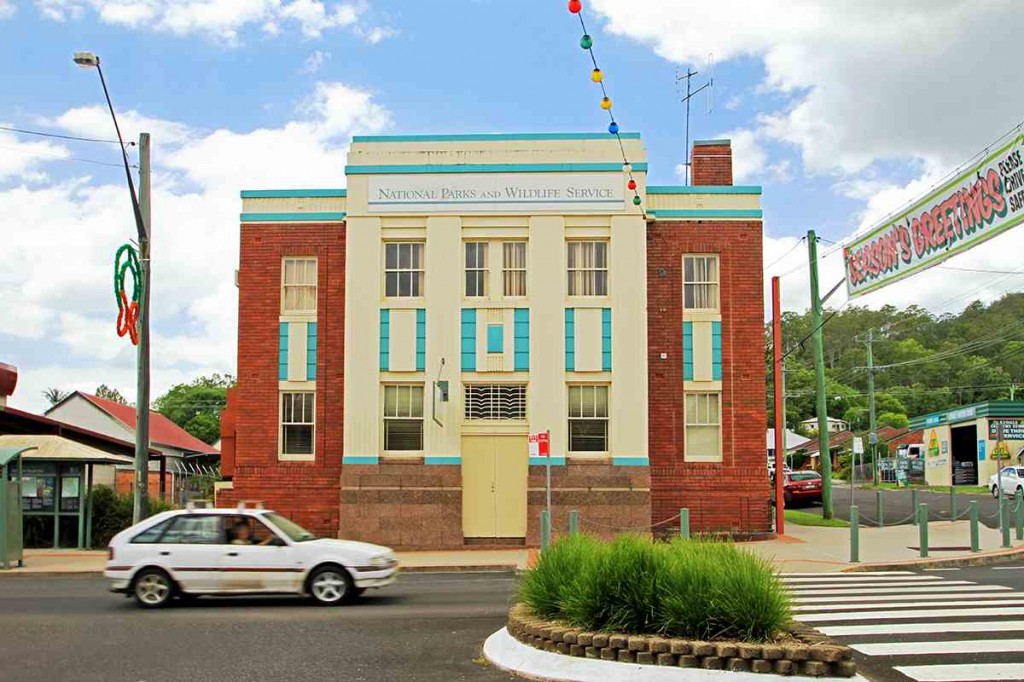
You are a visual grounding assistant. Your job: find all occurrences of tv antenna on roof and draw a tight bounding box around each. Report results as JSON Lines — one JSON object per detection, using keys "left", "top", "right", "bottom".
{"left": 676, "top": 54, "right": 715, "bottom": 185}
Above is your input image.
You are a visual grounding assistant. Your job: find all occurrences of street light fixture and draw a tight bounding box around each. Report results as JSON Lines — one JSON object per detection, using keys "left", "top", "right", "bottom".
{"left": 73, "top": 51, "right": 152, "bottom": 522}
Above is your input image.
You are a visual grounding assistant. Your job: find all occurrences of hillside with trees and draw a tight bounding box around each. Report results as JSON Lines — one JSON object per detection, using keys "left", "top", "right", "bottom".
{"left": 769, "top": 292, "right": 1024, "bottom": 433}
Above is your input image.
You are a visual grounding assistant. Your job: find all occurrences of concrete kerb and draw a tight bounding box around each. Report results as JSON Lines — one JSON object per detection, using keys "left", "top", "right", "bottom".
{"left": 483, "top": 628, "right": 868, "bottom": 682}
{"left": 842, "top": 544, "right": 1024, "bottom": 572}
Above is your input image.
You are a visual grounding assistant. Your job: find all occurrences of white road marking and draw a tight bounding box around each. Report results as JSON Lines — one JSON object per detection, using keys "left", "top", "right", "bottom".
{"left": 782, "top": 575, "right": 944, "bottom": 583}
{"left": 788, "top": 579, "right": 973, "bottom": 590}
{"left": 893, "top": 663, "right": 1024, "bottom": 681}
{"left": 923, "top": 568, "right": 960, "bottom": 572}
{"left": 797, "top": 605, "right": 1024, "bottom": 622}
{"left": 794, "top": 598, "right": 1024, "bottom": 612}
{"left": 820, "top": 620, "right": 1024, "bottom": 637}
{"left": 794, "top": 591, "right": 1024, "bottom": 604}
{"left": 993, "top": 566, "right": 1024, "bottom": 570}
{"left": 787, "top": 584, "right": 1003, "bottom": 596}
{"left": 780, "top": 571, "right": 914, "bottom": 576}
{"left": 854, "top": 639, "right": 1024, "bottom": 656}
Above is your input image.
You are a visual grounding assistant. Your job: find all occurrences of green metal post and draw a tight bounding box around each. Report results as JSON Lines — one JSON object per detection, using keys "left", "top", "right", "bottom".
{"left": 680, "top": 508, "right": 690, "bottom": 539}
{"left": 911, "top": 489, "right": 919, "bottom": 525}
{"left": 850, "top": 506, "right": 859, "bottom": 563}
{"left": 876, "top": 489, "right": 884, "bottom": 527}
{"left": 0, "top": 463, "right": 7, "bottom": 570}
{"left": 950, "top": 486, "right": 957, "bottom": 522}
{"left": 540, "top": 510, "right": 551, "bottom": 550}
{"left": 918, "top": 503, "right": 928, "bottom": 558}
{"left": 569, "top": 510, "right": 578, "bottom": 535}
{"left": 807, "top": 230, "right": 833, "bottom": 519}
{"left": 1002, "top": 496, "right": 1012, "bottom": 549}
{"left": 1016, "top": 492, "right": 1024, "bottom": 541}
{"left": 970, "top": 500, "right": 980, "bottom": 553}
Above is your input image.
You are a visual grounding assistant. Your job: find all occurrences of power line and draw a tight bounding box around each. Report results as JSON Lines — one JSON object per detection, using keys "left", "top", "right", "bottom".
{"left": 0, "top": 124, "right": 125, "bottom": 145}
{"left": 0, "top": 144, "right": 136, "bottom": 169}
{"left": 765, "top": 236, "right": 806, "bottom": 273}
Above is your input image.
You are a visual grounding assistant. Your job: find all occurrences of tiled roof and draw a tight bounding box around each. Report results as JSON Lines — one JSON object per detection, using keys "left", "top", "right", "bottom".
{"left": 79, "top": 393, "right": 219, "bottom": 455}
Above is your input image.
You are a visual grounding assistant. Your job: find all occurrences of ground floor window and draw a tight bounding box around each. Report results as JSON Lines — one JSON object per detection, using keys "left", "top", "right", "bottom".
{"left": 686, "top": 392, "right": 721, "bottom": 460}
{"left": 281, "top": 391, "right": 315, "bottom": 456}
{"left": 568, "top": 384, "right": 608, "bottom": 452}
{"left": 383, "top": 384, "right": 424, "bottom": 451}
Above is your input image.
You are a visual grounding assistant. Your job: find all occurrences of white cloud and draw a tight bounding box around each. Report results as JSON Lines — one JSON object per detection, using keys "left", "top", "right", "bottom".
{"left": 303, "top": 49, "right": 331, "bottom": 73}
{"left": 1, "top": 81, "right": 391, "bottom": 414}
{"left": 0, "top": 1, "right": 16, "bottom": 19}
{"left": 0, "top": 126, "right": 70, "bottom": 181}
{"left": 31, "top": 0, "right": 394, "bottom": 44}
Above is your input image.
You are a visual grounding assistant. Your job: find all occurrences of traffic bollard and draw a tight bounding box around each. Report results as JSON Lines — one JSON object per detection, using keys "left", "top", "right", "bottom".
{"left": 680, "top": 508, "right": 690, "bottom": 539}
{"left": 1002, "top": 496, "right": 1012, "bottom": 549}
{"left": 918, "top": 503, "right": 928, "bottom": 558}
{"left": 911, "top": 489, "right": 919, "bottom": 525}
{"left": 569, "top": 509, "right": 578, "bottom": 535}
{"left": 970, "top": 500, "right": 980, "bottom": 553}
{"left": 540, "top": 510, "right": 551, "bottom": 550}
{"left": 950, "top": 486, "right": 957, "bottom": 521}
{"left": 876, "top": 489, "right": 884, "bottom": 527}
{"left": 850, "top": 506, "right": 860, "bottom": 563}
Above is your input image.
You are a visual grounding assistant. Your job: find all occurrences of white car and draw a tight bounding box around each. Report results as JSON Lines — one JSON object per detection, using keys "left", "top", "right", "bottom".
{"left": 105, "top": 507, "right": 398, "bottom": 608}
{"left": 989, "top": 466, "right": 1024, "bottom": 498}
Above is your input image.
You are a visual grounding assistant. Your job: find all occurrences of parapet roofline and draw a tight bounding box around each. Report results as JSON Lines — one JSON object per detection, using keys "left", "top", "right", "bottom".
{"left": 352, "top": 132, "right": 643, "bottom": 143}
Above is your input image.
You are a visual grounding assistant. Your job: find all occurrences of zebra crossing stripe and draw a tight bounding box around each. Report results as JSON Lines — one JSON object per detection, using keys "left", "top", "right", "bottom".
{"left": 787, "top": 584, "right": 1007, "bottom": 596}
{"left": 788, "top": 579, "right": 974, "bottom": 590}
{"left": 794, "top": 591, "right": 1023, "bottom": 604}
{"left": 797, "top": 605, "right": 1024, "bottom": 623}
{"left": 820, "top": 620, "right": 1024, "bottom": 637}
{"left": 780, "top": 571, "right": 915, "bottom": 576}
{"left": 794, "top": 598, "right": 1024, "bottom": 612}
{"left": 782, "top": 575, "right": 944, "bottom": 583}
{"left": 893, "top": 663, "right": 1024, "bottom": 681}
{"left": 854, "top": 639, "right": 1024, "bottom": 656}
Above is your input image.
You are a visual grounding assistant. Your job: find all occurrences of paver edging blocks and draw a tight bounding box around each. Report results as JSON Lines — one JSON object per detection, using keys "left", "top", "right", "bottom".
{"left": 505, "top": 604, "right": 857, "bottom": 677}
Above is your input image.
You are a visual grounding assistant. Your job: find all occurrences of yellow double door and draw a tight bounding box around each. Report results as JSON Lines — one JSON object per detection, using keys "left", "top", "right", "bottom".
{"left": 461, "top": 435, "right": 528, "bottom": 539}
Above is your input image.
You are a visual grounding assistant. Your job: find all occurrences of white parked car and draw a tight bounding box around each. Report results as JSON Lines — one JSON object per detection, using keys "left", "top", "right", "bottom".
{"left": 105, "top": 507, "right": 398, "bottom": 608}
{"left": 989, "top": 466, "right": 1024, "bottom": 498}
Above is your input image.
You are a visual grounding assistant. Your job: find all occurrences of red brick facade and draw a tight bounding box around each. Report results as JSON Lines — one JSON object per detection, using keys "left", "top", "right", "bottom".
{"left": 690, "top": 141, "right": 734, "bottom": 186}
{"left": 217, "top": 223, "right": 345, "bottom": 537}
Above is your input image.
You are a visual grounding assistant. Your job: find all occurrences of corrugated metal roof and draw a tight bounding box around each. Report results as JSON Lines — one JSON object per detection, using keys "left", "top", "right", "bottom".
{"left": 0, "top": 435, "right": 133, "bottom": 464}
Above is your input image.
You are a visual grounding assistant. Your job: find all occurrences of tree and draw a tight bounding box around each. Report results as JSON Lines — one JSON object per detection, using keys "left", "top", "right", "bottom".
{"left": 878, "top": 412, "right": 910, "bottom": 430}
{"left": 154, "top": 374, "right": 234, "bottom": 445}
{"left": 95, "top": 384, "right": 128, "bottom": 405}
{"left": 42, "top": 387, "right": 69, "bottom": 406}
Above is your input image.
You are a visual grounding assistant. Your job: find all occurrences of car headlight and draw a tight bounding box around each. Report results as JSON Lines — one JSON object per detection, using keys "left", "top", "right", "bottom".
{"left": 370, "top": 553, "right": 394, "bottom": 568}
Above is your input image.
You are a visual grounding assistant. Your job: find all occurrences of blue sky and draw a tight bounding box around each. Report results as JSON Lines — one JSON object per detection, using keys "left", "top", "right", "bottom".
{"left": 1, "top": 0, "right": 1022, "bottom": 412}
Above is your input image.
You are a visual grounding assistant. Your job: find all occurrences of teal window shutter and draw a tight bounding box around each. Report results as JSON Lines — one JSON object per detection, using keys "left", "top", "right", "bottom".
{"left": 461, "top": 308, "right": 476, "bottom": 371}
{"left": 601, "top": 308, "right": 612, "bottom": 371}
{"left": 379, "top": 309, "right": 390, "bottom": 371}
{"left": 416, "top": 309, "right": 426, "bottom": 371}
{"left": 712, "top": 321, "right": 722, "bottom": 380}
{"left": 514, "top": 308, "right": 529, "bottom": 371}
{"left": 487, "top": 324, "right": 504, "bottom": 353}
{"left": 564, "top": 309, "right": 575, "bottom": 371}
{"left": 306, "top": 322, "right": 317, "bottom": 380}
{"left": 682, "top": 321, "right": 693, "bottom": 381}
{"left": 279, "top": 322, "right": 289, "bottom": 380}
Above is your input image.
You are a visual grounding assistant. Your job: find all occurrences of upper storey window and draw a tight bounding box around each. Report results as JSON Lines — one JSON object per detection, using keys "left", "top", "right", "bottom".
{"left": 385, "top": 242, "right": 424, "bottom": 298}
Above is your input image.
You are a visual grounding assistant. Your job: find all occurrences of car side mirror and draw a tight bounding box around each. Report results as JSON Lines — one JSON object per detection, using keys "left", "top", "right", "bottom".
{"left": 269, "top": 537, "right": 287, "bottom": 547}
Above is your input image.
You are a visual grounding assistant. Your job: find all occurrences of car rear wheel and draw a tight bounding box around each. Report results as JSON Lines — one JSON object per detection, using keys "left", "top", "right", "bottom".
{"left": 133, "top": 568, "right": 174, "bottom": 609}
{"left": 309, "top": 565, "right": 354, "bottom": 606}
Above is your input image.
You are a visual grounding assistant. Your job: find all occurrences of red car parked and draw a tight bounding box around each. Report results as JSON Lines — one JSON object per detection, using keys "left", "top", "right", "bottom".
{"left": 783, "top": 471, "right": 822, "bottom": 506}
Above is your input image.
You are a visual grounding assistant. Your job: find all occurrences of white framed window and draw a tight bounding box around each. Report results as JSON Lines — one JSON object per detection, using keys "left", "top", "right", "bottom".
{"left": 465, "top": 242, "right": 488, "bottom": 298}
{"left": 683, "top": 255, "right": 719, "bottom": 311}
{"left": 281, "top": 392, "right": 315, "bottom": 457}
{"left": 685, "top": 392, "right": 721, "bottom": 459}
{"left": 503, "top": 242, "right": 527, "bottom": 297}
{"left": 383, "top": 384, "right": 424, "bottom": 451}
{"left": 568, "top": 384, "right": 608, "bottom": 452}
{"left": 464, "top": 384, "right": 527, "bottom": 420}
{"left": 384, "top": 242, "right": 424, "bottom": 298}
{"left": 281, "top": 258, "right": 317, "bottom": 314}
{"left": 567, "top": 241, "right": 608, "bottom": 296}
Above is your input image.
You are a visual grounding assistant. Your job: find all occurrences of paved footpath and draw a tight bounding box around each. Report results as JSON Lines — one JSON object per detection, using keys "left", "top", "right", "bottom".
{"left": 785, "top": 561, "right": 1024, "bottom": 682}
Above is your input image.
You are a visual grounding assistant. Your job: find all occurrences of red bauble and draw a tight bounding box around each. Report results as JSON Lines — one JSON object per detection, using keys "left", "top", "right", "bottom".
{"left": 627, "top": 179, "right": 637, "bottom": 190}
{"left": 568, "top": 0, "right": 582, "bottom": 14}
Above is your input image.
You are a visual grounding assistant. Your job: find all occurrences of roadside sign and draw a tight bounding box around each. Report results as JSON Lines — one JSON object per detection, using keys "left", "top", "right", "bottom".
{"left": 853, "top": 437, "right": 864, "bottom": 454}
{"left": 529, "top": 432, "right": 550, "bottom": 457}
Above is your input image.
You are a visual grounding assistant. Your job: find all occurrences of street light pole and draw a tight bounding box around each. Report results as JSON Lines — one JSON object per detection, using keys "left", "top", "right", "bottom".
{"left": 74, "top": 52, "right": 151, "bottom": 522}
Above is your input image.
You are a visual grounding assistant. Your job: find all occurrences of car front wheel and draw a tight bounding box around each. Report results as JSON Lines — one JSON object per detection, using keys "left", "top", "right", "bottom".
{"left": 133, "top": 568, "right": 174, "bottom": 609}
{"left": 992, "top": 485, "right": 1001, "bottom": 499}
{"left": 308, "top": 565, "right": 354, "bottom": 606}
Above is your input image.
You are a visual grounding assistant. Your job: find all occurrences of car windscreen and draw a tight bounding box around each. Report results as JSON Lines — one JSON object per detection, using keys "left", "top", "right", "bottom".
{"left": 789, "top": 472, "right": 820, "bottom": 481}
{"left": 264, "top": 512, "right": 317, "bottom": 542}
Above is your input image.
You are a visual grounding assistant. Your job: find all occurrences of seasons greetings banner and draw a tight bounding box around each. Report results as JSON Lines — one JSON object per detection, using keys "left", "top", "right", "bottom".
{"left": 845, "top": 135, "right": 1024, "bottom": 298}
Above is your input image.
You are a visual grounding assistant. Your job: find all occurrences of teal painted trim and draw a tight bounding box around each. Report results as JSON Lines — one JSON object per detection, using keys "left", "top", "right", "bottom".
{"left": 649, "top": 209, "right": 762, "bottom": 219}
{"left": 647, "top": 185, "right": 762, "bottom": 195}
{"left": 240, "top": 212, "right": 346, "bottom": 222}
{"left": 693, "top": 139, "right": 731, "bottom": 146}
{"left": 461, "top": 308, "right": 477, "bottom": 371}
{"left": 564, "top": 309, "right": 575, "bottom": 372}
{"left": 306, "top": 322, "right": 318, "bottom": 381}
{"left": 601, "top": 308, "right": 612, "bottom": 372}
{"left": 379, "top": 309, "right": 390, "bottom": 372}
{"left": 369, "top": 198, "right": 622, "bottom": 206}
{"left": 530, "top": 456, "right": 567, "bottom": 466}
{"left": 682, "top": 321, "right": 693, "bottom": 381}
{"left": 514, "top": 308, "right": 529, "bottom": 372}
{"left": 416, "top": 309, "right": 426, "bottom": 371}
{"left": 424, "top": 456, "right": 461, "bottom": 465}
{"left": 342, "top": 455, "right": 379, "bottom": 465}
{"left": 278, "top": 322, "right": 289, "bottom": 381}
{"left": 346, "top": 162, "right": 648, "bottom": 175}
{"left": 241, "top": 189, "right": 346, "bottom": 198}
{"left": 712, "top": 321, "right": 722, "bottom": 381}
{"left": 353, "top": 132, "right": 642, "bottom": 143}
{"left": 487, "top": 324, "right": 504, "bottom": 354}
{"left": 612, "top": 457, "right": 650, "bottom": 467}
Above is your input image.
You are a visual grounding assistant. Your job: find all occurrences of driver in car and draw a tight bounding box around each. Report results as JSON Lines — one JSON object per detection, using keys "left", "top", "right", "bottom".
{"left": 230, "top": 520, "right": 274, "bottom": 545}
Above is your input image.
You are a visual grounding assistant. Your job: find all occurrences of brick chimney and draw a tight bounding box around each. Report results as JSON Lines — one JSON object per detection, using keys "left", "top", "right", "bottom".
{"left": 0, "top": 362, "right": 17, "bottom": 409}
{"left": 691, "top": 139, "right": 733, "bottom": 186}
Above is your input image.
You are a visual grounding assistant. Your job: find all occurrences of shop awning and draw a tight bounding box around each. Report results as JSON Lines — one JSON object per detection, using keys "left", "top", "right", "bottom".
{"left": 0, "top": 446, "right": 35, "bottom": 467}
{"left": 0, "top": 435, "right": 133, "bottom": 465}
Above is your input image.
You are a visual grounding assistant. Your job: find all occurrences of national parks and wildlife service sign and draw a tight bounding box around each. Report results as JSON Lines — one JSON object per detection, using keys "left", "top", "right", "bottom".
{"left": 845, "top": 135, "right": 1024, "bottom": 298}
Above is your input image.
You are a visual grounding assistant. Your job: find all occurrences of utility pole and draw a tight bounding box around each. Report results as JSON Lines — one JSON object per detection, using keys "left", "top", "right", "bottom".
{"left": 865, "top": 329, "right": 878, "bottom": 485}
{"left": 808, "top": 230, "right": 833, "bottom": 518}
{"left": 772, "top": 276, "right": 785, "bottom": 535}
{"left": 134, "top": 132, "right": 151, "bottom": 523}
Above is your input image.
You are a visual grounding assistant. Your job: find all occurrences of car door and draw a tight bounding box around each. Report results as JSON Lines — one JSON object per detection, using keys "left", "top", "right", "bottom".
{"left": 155, "top": 514, "right": 224, "bottom": 592}
{"left": 1003, "top": 468, "right": 1020, "bottom": 495}
{"left": 219, "top": 515, "right": 302, "bottom": 593}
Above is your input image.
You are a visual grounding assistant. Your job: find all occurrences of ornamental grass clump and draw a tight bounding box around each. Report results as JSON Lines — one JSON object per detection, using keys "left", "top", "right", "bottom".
{"left": 517, "top": 534, "right": 791, "bottom": 643}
